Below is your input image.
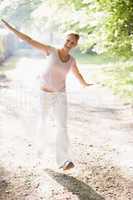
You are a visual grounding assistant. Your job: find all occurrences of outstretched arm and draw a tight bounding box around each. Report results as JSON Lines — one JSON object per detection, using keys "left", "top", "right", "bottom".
{"left": 71, "top": 62, "right": 93, "bottom": 87}
{"left": 1, "top": 19, "right": 51, "bottom": 54}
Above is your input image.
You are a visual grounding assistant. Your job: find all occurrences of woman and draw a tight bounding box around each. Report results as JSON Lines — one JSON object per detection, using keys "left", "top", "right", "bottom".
{"left": 1, "top": 19, "right": 92, "bottom": 170}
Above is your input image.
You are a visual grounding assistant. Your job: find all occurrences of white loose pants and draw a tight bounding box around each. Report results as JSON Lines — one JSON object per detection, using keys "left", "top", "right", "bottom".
{"left": 35, "top": 90, "right": 71, "bottom": 166}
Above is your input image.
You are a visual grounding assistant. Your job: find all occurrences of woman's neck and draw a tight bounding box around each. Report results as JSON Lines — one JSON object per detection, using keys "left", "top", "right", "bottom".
{"left": 59, "top": 47, "right": 70, "bottom": 56}
{"left": 58, "top": 48, "right": 70, "bottom": 62}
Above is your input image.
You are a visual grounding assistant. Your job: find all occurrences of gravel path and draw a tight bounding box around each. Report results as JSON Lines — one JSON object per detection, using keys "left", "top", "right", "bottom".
{"left": 0, "top": 55, "right": 133, "bottom": 200}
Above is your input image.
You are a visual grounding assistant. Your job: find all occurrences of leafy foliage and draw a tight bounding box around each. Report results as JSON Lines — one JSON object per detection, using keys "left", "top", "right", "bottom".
{"left": 1, "top": 0, "right": 133, "bottom": 57}
{"left": 97, "top": 0, "right": 133, "bottom": 58}
{"left": 0, "top": 0, "right": 42, "bottom": 26}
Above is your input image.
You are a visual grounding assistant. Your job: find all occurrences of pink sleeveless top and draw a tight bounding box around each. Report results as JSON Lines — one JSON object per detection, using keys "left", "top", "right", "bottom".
{"left": 39, "top": 47, "right": 76, "bottom": 92}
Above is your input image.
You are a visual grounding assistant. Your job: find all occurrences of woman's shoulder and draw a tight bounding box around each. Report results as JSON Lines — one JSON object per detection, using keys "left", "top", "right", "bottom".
{"left": 47, "top": 45, "right": 56, "bottom": 54}
{"left": 49, "top": 45, "right": 56, "bottom": 50}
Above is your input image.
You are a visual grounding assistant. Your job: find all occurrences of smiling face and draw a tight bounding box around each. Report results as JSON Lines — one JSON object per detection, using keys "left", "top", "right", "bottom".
{"left": 64, "top": 34, "right": 79, "bottom": 50}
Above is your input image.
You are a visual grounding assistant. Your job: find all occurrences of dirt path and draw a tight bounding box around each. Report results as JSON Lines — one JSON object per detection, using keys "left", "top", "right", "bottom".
{"left": 0, "top": 55, "right": 133, "bottom": 200}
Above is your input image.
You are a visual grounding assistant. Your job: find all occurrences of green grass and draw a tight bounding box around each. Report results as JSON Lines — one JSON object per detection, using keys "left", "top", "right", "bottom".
{"left": 72, "top": 50, "right": 117, "bottom": 65}
{"left": 73, "top": 50, "right": 133, "bottom": 104}
{"left": 100, "top": 61, "right": 133, "bottom": 104}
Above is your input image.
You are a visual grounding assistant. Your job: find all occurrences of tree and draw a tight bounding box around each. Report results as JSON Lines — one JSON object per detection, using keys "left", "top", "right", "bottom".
{"left": 0, "top": 0, "right": 42, "bottom": 27}
{"left": 97, "top": 0, "right": 133, "bottom": 58}
{"left": 1, "top": 0, "right": 133, "bottom": 58}
{"left": 47, "top": 0, "right": 133, "bottom": 58}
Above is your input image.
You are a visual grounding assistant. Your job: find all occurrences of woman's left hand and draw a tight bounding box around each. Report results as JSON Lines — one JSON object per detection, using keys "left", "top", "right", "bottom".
{"left": 82, "top": 82, "right": 94, "bottom": 88}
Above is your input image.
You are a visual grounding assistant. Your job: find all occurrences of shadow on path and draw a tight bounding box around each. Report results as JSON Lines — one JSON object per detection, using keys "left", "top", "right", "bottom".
{"left": 45, "top": 168, "right": 105, "bottom": 200}
{"left": 0, "top": 166, "right": 10, "bottom": 199}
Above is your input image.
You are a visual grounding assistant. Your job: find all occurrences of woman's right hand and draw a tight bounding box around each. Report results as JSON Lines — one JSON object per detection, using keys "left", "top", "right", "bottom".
{"left": 1, "top": 19, "right": 14, "bottom": 31}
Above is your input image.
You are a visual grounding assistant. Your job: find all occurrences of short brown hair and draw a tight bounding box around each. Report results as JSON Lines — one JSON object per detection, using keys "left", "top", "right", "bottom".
{"left": 67, "top": 33, "right": 80, "bottom": 41}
